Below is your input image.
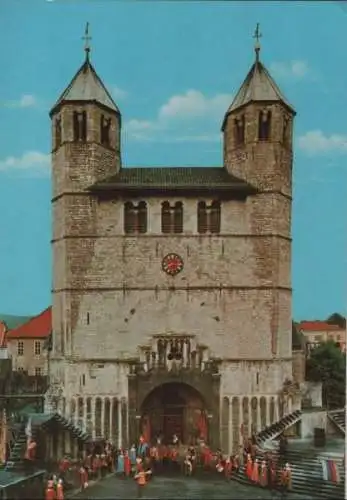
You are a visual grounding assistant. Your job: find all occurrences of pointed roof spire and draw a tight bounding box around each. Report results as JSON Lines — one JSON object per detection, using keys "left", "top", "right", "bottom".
{"left": 82, "top": 22, "right": 92, "bottom": 62}
{"left": 253, "top": 23, "right": 262, "bottom": 63}
{"left": 221, "top": 27, "right": 295, "bottom": 128}
{"left": 50, "top": 24, "right": 120, "bottom": 116}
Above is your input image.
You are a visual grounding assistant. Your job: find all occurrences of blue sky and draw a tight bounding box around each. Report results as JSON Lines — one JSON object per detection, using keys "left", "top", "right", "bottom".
{"left": 0, "top": 0, "right": 345, "bottom": 320}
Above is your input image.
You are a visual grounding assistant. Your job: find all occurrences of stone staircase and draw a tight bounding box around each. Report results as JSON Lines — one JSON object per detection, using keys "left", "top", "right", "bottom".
{"left": 328, "top": 409, "right": 345, "bottom": 435}
{"left": 256, "top": 410, "right": 302, "bottom": 446}
{"left": 5, "top": 422, "right": 28, "bottom": 470}
{"left": 232, "top": 447, "right": 345, "bottom": 499}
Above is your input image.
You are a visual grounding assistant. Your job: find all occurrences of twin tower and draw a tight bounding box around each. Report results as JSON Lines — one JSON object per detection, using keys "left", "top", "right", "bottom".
{"left": 48, "top": 27, "right": 297, "bottom": 450}
{"left": 50, "top": 31, "right": 295, "bottom": 198}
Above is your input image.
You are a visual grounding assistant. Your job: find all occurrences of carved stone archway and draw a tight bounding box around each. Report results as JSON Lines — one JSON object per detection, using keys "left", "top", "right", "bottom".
{"left": 128, "top": 344, "right": 220, "bottom": 449}
{"left": 140, "top": 382, "right": 207, "bottom": 445}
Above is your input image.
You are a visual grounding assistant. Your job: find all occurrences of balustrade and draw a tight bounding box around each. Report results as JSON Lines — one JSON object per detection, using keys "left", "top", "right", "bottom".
{"left": 138, "top": 336, "right": 213, "bottom": 373}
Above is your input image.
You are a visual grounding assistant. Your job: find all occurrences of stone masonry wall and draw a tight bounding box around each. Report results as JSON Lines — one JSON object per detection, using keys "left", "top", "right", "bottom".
{"left": 51, "top": 196, "right": 292, "bottom": 364}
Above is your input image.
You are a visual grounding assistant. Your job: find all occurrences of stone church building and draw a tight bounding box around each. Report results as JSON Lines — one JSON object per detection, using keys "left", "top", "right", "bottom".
{"left": 48, "top": 34, "right": 299, "bottom": 453}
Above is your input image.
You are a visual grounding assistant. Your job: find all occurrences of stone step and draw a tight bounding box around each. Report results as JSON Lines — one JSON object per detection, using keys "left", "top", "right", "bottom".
{"left": 257, "top": 410, "right": 302, "bottom": 444}
{"left": 249, "top": 448, "right": 345, "bottom": 498}
{"left": 232, "top": 469, "right": 344, "bottom": 499}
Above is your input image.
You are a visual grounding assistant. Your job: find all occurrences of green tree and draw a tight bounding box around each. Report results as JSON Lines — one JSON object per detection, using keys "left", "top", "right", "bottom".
{"left": 306, "top": 340, "right": 346, "bottom": 409}
{"left": 326, "top": 312, "right": 346, "bottom": 328}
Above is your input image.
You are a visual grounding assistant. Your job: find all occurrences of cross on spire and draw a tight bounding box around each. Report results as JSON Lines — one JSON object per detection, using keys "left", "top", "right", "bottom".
{"left": 253, "top": 23, "right": 262, "bottom": 62}
{"left": 82, "top": 22, "right": 92, "bottom": 60}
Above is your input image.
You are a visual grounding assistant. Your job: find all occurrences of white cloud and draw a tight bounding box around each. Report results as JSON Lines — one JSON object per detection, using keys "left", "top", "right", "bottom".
{"left": 159, "top": 90, "right": 232, "bottom": 120}
{"left": 0, "top": 151, "right": 50, "bottom": 176}
{"left": 3, "top": 94, "right": 37, "bottom": 108}
{"left": 298, "top": 130, "right": 347, "bottom": 156}
{"left": 125, "top": 119, "right": 160, "bottom": 141}
{"left": 270, "top": 61, "right": 309, "bottom": 80}
{"left": 125, "top": 90, "right": 232, "bottom": 142}
{"left": 111, "top": 85, "right": 128, "bottom": 101}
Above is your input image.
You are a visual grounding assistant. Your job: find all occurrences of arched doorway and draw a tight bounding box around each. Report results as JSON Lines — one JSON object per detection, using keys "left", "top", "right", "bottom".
{"left": 140, "top": 382, "right": 207, "bottom": 445}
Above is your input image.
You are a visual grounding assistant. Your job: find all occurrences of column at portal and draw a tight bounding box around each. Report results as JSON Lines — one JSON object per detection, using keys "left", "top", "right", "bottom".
{"left": 248, "top": 398, "right": 252, "bottom": 436}
{"left": 83, "top": 398, "right": 87, "bottom": 433}
{"left": 101, "top": 397, "right": 105, "bottom": 438}
{"left": 257, "top": 397, "right": 261, "bottom": 431}
{"left": 274, "top": 397, "right": 279, "bottom": 422}
{"left": 109, "top": 399, "right": 113, "bottom": 442}
{"left": 117, "top": 400, "right": 122, "bottom": 449}
{"left": 91, "top": 397, "right": 96, "bottom": 439}
{"left": 228, "top": 398, "right": 233, "bottom": 455}
{"left": 183, "top": 342, "right": 187, "bottom": 368}
{"left": 239, "top": 398, "right": 244, "bottom": 443}
{"left": 70, "top": 398, "right": 76, "bottom": 426}
{"left": 288, "top": 396, "right": 293, "bottom": 414}
{"left": 266, "top": 396, "right": 271, "bottom": 426}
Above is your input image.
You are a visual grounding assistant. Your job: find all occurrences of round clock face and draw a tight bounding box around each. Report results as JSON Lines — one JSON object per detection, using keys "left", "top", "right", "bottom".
{"left": 162, "top": 253, "right": 184, "bottom": 276}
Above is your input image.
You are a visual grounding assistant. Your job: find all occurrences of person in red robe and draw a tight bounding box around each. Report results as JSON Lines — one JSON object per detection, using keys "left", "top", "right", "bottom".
{"left": 59, "top": 456, "right": 70, "bottom": 481}
{"left": 224, "top": 457, "right": 232, "bottom": 480}
{"left": 79, "top": 465, "right": 88, "bottom": 491}
{"left": 135, "top": 457, "right": 143, "bottom": 473}
{"left": 45, "top": 480, "right": 55, "bottom": 500}
{"left": 245, "top": 453, "right": 253, "bottom": 480}
{"left": 141, "top": 416, "right": 151, "bottom": 444}
{"left": 93, "top": 455, "right": 101, "bottom": 478}
{"left": 202, "top": 446, "right": 213, "bottom": 470}
{"left": 268, "top": 460, "right": 277, "bottom": 491}
{"left": 84, "top": 454, "right": 92, "bottom": 475}
{"left": 251, "top": 458, "right": 259, "bottom": 483}
{"left": 196, "top": 411, "right": 208, "bottom": 442}
{"left": 56, "top": 479, "right": 64, "bottom": 500}
{"left": 124, "top": 450, "right": 131, "bottom": 477}
{"left": 170, "top": 446, "right": 179, "bottom": 472}
{"left": 260, "top": 460, "right": 267, "bottom": 486}
{"left": 25, "top": 438, "right": 37, "bottom": 461}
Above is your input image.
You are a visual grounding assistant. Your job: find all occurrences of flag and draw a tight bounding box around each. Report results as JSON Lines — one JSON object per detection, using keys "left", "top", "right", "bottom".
{"left": 321, "top": 459, "right": 328, "bottom": 480}
{"left": 321, "top": 459, "right": 340, "bottom": 483}
{"left": 25, "top": 417, "right": 32, "bottom": 439}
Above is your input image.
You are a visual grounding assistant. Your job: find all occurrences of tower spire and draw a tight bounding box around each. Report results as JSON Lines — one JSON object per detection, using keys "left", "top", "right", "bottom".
{"left": 253, "top": 23, "right": 262, "bottom": 62}
{"left": 82, "top": 22, "right": 92, "bottom": 61}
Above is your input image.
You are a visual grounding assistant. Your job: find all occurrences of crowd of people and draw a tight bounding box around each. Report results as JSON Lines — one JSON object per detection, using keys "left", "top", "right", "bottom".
{"left": 42, "top": 433, "right": 294, "bottom": 499}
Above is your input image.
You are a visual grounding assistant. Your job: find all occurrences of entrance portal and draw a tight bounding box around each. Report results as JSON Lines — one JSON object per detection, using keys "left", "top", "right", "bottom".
{"left": 140, "top": 383, "right": 207, "bottom": 445}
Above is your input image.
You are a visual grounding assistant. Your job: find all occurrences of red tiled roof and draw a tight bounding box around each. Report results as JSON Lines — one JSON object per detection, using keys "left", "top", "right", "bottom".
{"left": 299, "top": 321, "right": 341, "bottom": 332}
{"left": 6, "top": 307, "right": 51, "bottom": 339}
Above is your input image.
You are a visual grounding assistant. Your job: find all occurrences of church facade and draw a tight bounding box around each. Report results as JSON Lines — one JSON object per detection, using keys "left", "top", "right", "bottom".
{"left": 48, "top": 36, "right": 298, "bottom": 453}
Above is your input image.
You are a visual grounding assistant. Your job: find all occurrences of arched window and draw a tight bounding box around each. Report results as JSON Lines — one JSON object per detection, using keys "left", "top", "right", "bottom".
{"left": 197, "top": 201, "right": 208, "bottom": 234}
{"left": 234, "top": 115, "right": 245, "bottom": 145}
{"left": 124, "top": 202, "right": 136, "bottom": 234}
{"left": 258, "top": 110, "right": 271, "bottom": 141}
{"left": 73, "top": 110, "right": 87, "bottom": 142}
{"left": 197, "top": 201, "right": 221, "bottom": 234}
{"left": 124, "top": 201, "right": 148, "bottom": 234}
{"left": 161, "top": 201, "right": 171, "bottom": 234}
{"left": 173, "top": 202, "right": 183, "bottom": 234}
{"left": 138, "top": 201, "right": 147, "bottom": 234}
{"left": 282, "top": 115, "right": 290, "bottom": 145}
{"left": 161, "top": 201, "right": 184, "bottom": 233}
{"left": 55, "top": 116, "right": 62, "bottom": 149}
{"left": 210, "top": 201, "right": 221, "bottom": 233}
{"left": 100, "top": 114, "right": 111, "bottom": 146}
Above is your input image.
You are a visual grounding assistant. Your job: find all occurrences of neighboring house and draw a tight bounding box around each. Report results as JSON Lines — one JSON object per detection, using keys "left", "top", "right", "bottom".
{"left": 5, "top": 307, "right": 51, "bottom": 376}
{"left": 298, "top": 320, "right": 346, "bottom": 354}
{"left": 0, "top": 315, "right": 32, "bottom": 359}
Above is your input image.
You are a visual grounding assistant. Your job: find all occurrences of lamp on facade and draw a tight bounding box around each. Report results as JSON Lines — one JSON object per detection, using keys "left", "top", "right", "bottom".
{"left": 207, "top": 414, "right": 213, "bottom": 420}
{"left": 135, "top": 415, "right": 141, "bottom": 420}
